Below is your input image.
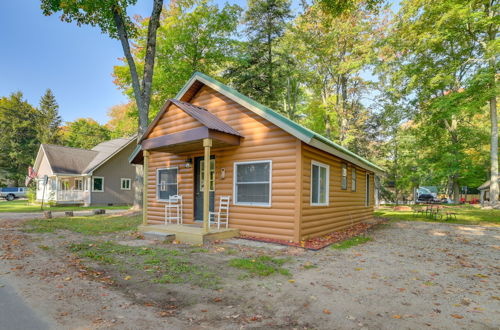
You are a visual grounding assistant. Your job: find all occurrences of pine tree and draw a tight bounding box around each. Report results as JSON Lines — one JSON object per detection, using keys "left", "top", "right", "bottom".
{"left": 225, "top": 0, "right": 292, "bottom": 111}
{"left": 37, "top": 89, "right": 62, "bottom": 144}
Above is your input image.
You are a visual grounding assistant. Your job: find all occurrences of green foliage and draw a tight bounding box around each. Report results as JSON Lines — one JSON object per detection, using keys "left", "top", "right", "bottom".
{"left": 113, "top": 0, "right": 242, "bottom": 117}
{"left": 0, "top": 92, "right": 40, "bottom": 186}
{"left": 106, "top": 102, "right": 138, "bottom": 138}
{"left": 40, "top": 0, "right": 139, "bottom": 39}
{"left": 63, "top": 118, "right": 111, "bottom": 149}
{"left": 330, "top": 236, "right": 372, "bottom": 250}
{"left": 229, "top": 255, "right": 291, "bottom": 276}
{"left": 224, "top": 0, "right": 292, "bottom": 112}
{"left": 24, "top": 214, "right": 140, "bottom": 234}
{"left": 37, "top": 89, "right": 63, "bottom": 144}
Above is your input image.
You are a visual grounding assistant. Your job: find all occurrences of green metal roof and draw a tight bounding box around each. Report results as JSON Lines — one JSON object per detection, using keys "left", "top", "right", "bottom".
{"left": 178, "top": 72, "right": 384, "bottom": 173}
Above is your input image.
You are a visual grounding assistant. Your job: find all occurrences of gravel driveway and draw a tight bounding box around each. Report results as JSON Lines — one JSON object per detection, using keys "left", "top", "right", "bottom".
{"left": 0, "top": 218, "right": 498, "bottom": 329}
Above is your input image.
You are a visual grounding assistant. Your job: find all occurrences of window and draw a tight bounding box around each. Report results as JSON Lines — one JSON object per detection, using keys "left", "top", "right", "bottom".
{"left": 351, "top": 168, "right": 357, "bottom": 192}
{"left": 157, "top": 168, "right": 178, "bottom": 201}
{"left": 75, "top": 179, "right": 83, "bottom": 191}
{"left": 234, "top": 160, "right": 271, "bottom": 206}
{"left": 365, "top": 174, "right": 371, "bottom": 207}
{"left": 341, "top": 163, "right": 348, "bottom": 190}
{"left": 311, "top": 161, "right": 329, "bottom": 206}
{"left": 60, "top": 180, "right": 70, "bottom": 191}
{"left": 92, "top": 177, "right": 104, "bottom": 192}
{"left": 121, "top": 178, "right": 131, "bottom": 190}
{"left": 200, "top": 159, "right": 215, "bottom": 192}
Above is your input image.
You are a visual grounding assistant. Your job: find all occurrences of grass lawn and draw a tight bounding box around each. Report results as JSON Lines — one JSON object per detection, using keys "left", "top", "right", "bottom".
{"left": 0, "top": 199, "right": 129, "bottom": 213}
{"left": 69, "top": 241, "right": 219, "bottom": 288}
{"left": 330, "top": 236, "right": 372, "bottom": 250}
{"left": 24, "top": 214, "right": 141, "bottom": 235}
{"left": 229, "top": 255, "right": 291, "bottom": 277}
{"left": 374, "top": 205, "right": 500, "bottom": 226}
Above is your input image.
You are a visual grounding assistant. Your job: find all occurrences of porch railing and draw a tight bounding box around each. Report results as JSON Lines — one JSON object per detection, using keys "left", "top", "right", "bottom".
{"left": 56, "top": 190, "right": 85, "bottom": 202}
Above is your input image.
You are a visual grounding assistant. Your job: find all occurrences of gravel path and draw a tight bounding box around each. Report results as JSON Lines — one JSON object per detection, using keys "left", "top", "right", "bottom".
{"left": 0, "top": 218, "right": 498, "bottom": 329}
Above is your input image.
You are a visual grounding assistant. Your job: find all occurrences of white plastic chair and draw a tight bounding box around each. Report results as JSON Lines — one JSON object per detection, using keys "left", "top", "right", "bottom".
{"left": 209, "top": 196, "right": 230, "bottom": 229}
{"left": 165, "top": 195, "right": 183, "bottom": 224}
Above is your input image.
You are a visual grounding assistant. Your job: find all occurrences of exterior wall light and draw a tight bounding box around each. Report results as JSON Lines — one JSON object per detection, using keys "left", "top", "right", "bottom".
{"left": 185, "top": 158, "right": 192, "bottom": 169}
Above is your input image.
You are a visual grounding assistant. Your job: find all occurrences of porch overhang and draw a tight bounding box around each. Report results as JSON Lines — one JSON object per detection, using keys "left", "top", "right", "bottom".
{"left": 130, "top": 127, "right": 241, "bottom": 164}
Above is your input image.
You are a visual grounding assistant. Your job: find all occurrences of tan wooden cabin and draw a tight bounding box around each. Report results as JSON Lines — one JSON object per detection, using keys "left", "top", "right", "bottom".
{"left": 130, "top": 72, "right": 384, "bottom": 244}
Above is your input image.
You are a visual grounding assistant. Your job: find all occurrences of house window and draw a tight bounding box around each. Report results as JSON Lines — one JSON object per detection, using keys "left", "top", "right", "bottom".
{"left": 75, "top": 179, "right": 83, "bottom": 191}
{"left": 60, "top": 180, "right": 70, "bottom": 191}
{"left": 234, "top": 160, "right": 271, "bottom": 206}
{"left": 351, "top": 168, "right": 357, "bottom": 192}
{"left": 121, "top": 178, "right": 131, "bottom": 190}
{"left": 366, "top": 174, "right": 371, "bottom": 207}
{"left": 311, "top": 161, "right": 329, "bottom": 206}
{"left": 92, "top": 177, "right": 104, "bottom": 192}
{"left": 341, "top": 163, "right": 347, "bottom": 190}
{"left": 200, "top": 159, "right": 215, "bottom": 192}
{"left": 157, "top": 168, "right": 178, "bottom": 201}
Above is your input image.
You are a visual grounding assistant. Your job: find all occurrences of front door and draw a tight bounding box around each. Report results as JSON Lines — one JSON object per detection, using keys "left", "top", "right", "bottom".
{"left": 194, "top": 156, "right": 215, "bottom": 221}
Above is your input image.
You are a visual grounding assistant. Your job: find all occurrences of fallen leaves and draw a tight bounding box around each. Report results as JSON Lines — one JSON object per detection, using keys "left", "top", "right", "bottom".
{"left": 392, "top": 315, "right": 401, "bottom": 319}
{"left": 450, "top": 314, "right": 464, "bottom": 319}
{"left": 323, "top": 309, "right": 332, "bottom": 315}
{"left": 124, "top": 275, "right": 132, "bottom": 280}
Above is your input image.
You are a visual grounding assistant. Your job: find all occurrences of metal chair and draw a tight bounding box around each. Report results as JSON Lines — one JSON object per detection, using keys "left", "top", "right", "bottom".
{"left": 165, "top": 195, "right": 183, "bottom": 224}
{"left": 209, "top": 196, "right": 230, "bottom": 229}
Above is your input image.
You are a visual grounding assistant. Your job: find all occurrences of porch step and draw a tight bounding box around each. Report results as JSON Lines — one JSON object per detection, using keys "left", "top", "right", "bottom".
{"left": 143, "top": 231, "right": 176, "bottom": 242}
{"left": 138, "top": 224, "right": 239, "bottom": 245}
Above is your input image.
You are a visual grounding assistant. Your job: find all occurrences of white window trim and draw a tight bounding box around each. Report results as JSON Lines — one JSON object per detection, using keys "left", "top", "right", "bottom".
{"left": 310, "top": 160, "right": 330, "bottom": 206}
{"left": 92, "top": 176, "right": 104, "bottom": 192}
{"left": 74, "top": 178, "right": 83, "bottom": 191}
{"left": 365, "top": 173, "right": 370, "bottom": 207}
{"left": 156, "top": 167, "right": 178, "bottom": 202}
{"left": 120, "top": 178, "right": 132, "bottom": 191}
{"left": 233, "top": 160, "right": 272, "bottom": 207}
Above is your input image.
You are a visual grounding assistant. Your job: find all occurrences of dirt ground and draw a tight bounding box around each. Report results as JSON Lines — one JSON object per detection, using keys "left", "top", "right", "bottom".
{"left": 1, "top": 215, "right": 499, "bottom": 330}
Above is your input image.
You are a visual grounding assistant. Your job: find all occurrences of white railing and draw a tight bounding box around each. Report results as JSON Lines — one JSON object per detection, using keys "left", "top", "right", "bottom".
{"left": 56, "top": 190, "right": 85, "bottom": 202}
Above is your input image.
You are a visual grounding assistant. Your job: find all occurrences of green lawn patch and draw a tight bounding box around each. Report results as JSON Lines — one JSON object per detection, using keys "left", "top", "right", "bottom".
{"left": 0, "top": 199, "right": 129, "bottom": 213}
{"left": 374, "top": 205, "right": 500, "bottom": 225}
{"left": 330, "top": 236, "right": 372, "bottom": 250}
{"left": 24, "top": 214, "right": 141, "bottom": 235}
{"left": 229, "top": 255, "right": 291, "bottom": 276}
{"left": 69, "top": 242, "right": 219, "bottom": 288}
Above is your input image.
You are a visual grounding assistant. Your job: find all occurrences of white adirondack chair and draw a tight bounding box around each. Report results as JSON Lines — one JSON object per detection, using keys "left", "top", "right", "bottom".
{"left": 165, "top": 195, "right": 183, "bottom": 224}
{"left": 209, "top": 196, "right": 230, "bottom": 229}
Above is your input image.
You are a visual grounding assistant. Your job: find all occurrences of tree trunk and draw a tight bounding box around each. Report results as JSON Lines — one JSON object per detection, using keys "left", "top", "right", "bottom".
{"left": 112, "top": 0, "right": 163, "bottom": 210}
{"left": 488, "top": 18, "right": 498, "bottom": 206}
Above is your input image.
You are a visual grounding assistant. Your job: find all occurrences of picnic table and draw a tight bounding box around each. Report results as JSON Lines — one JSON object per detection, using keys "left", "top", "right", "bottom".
{"left": 412, "top": 204, "right": 458, "bottom": 221}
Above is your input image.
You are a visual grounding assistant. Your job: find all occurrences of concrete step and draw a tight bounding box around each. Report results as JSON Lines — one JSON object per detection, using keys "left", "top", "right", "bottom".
{"left": 143, "top": 231, "right": 175, "bottom": 242}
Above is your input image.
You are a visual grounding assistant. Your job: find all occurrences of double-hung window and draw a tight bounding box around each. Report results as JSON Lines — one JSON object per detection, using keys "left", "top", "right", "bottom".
{"left": 121, "top": 178, "right": 131, "bottom": 190}
{"left": 311, "top": 161, "right": 329, "bottom": 206}
{"left": 75, "top": 179, "right": 83, "bottom": 191}
{"left": 351, "top": 168, "right": 357, "bottom": 192}
{"left": 341, "top": 163, "right": 348, "bottom": 190}
{"left": 234, "top": 160, "right": 271, "bottom": 206}
{"left": 157, "top": 168, "right": 178, "bottom": 201}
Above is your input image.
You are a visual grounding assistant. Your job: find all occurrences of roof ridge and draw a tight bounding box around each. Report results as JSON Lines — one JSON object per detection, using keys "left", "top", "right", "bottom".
{"left": 42, "top": 143, "right": 97, "bottom": 153}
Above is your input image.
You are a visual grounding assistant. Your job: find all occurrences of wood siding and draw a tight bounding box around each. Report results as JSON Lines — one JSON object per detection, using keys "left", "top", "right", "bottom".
{"left": 300, "top": 143, "right": 374, "bottom": 240}
{"left": 145, "top": 85, "right": 299, "bottom": 241}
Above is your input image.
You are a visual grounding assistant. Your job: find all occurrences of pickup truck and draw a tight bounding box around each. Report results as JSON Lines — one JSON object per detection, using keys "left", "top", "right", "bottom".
{"left": 0, "top": 187, "right": 27, "bottom": 201}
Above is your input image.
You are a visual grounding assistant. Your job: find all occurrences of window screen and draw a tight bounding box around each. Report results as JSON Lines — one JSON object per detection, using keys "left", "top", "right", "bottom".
{"left": 234, "top": 161, "right": 271, "bottom": 205}
{"left": 157, "top": 168, "right": 178, "bottom": 200}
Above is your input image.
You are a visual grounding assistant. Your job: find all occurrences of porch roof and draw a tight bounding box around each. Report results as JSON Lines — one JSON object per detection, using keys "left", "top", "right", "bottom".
{"left": 130, "top": 99, "right": 242, "bottom": 164}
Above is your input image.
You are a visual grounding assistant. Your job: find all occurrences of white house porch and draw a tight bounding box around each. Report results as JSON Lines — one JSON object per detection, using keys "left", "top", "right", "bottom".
{"left": 36, "top": 175, "right": 90, "bottom": 205}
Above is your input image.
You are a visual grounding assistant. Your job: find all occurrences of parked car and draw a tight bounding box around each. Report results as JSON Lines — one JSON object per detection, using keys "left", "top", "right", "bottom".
{"left": 417, "top": 193, "right": 435, "bottom": 203}
{"left": 0, "top": 187, "right": 27, "bottom": 201}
